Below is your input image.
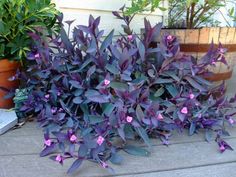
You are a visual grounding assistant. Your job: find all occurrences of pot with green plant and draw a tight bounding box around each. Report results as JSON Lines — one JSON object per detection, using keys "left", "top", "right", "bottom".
{"left": 125, "top": 0, "right": 236, "bottom": 82}
{"left": 0, "top": 0, "right": 59, "bottom": 108}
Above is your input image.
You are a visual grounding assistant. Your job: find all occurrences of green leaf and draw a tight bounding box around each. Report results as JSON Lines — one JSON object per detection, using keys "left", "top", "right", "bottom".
{"left": 73, "top": 97, "right": 83, "bottom": 104}
{"left": 103, "top": 103, "right": 115, "bottom": 116}
{"left": 185, "top": 76, "right": 207, "bottom": 92}
{"left": 110, "top": 82, "right": 128, "bottom": 91}
{"left": 135, "top": 127, "right": 152, "bottom": 147}
{"left": 164, "top": 71, "right": 180, "bottom": 82}
{"left": 123, "top": 145, "right": 150, "bottom": 157}
{"left": 166, "top": 84, "right": 178, "bottom": 97}
{"left": 154, "top": 78, "right": 173, "bottom": 84}
{"left": 154, "top": 87, "right": 165, "bottom": 97}
{"left": 136, "top": 104, "right": 144, "bottom": 121}
{"left": 88, "top": 115, "right": 104, "bottom": 124}
{"left": 67, "top": 159, "right": 83, "bottom": 174}
{"left": 189, "top": 122, "right": 196, "bottom": 136}
{"left": 205, "top": 129, "right": 213, "bottom": 142}
{"left": 110, "top": 153, "right": 123, "bottom": 165}
{"left": 105, "top": 64, "right": 120, "bottom": 74}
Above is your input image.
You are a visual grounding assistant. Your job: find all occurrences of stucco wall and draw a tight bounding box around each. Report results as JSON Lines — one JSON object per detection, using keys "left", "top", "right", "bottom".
{"left": 52, "top": 0, "right": 168, "bottom": 35}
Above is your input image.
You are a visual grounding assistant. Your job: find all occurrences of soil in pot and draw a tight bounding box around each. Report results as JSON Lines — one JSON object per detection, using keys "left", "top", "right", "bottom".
{"left": 0, "top": 59, "right": 19, "bottom": 109}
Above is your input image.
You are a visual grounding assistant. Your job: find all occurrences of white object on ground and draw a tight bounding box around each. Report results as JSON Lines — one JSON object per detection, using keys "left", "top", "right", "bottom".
{"left": 0, "top": 109, "right": 17, "bottom": 135}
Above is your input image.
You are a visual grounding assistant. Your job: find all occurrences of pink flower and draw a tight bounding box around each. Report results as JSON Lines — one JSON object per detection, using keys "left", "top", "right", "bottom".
{"left": 51, "top": 107, "right": 57, "bottom": 114}
{"left": 55, "top": 154, "right": 62, "bottom": 163}
{"left": 228, "top": 117, "right": 235, "bottom": 124}
{"left": 58, "top": 108, "right": 63, "bottom": 112}
{"left": 157, "top": 113, "right": 164, "bottom": 120}
{"left": 127, "top": 35, "right": 133, "bottom": 41}
{"left": 44, "top": 94, "right": 50, "bottom": 99}
{"left": 189, "top": 93, "right": 195, "bottom": 99}
{"left": 181, "top": 107, "right": 188, "bottom": 114}
{"left": 104, "top": 79, "right": 110, "bottom": 86}
{"left": 97, "top": 136, "right": 104, "bottom": 146}
{"left": 218, "top": 47, "right": 226, "bottom": 54}
{"left": 44, "top": 139, "right": 52, "bottom": 146}
{"left": 126, "top": 116, "right": 133, "bottom": 123}
{"left": 101, "top": 161, "right": 108, "bottom": 168}
{"left": 219, "top": 145, "right": 225, "bottom": 153}
{"left": 70, "top": 135, "right": 77, "bottom": 142}
{"left": 212, "top": 61, "right": 216, "bottom": 65}
{"left": 167, "top": 35, "right": 173, "bottom": 41}
{"left": 35, "top": 53, "right": 40, "bottom": 58}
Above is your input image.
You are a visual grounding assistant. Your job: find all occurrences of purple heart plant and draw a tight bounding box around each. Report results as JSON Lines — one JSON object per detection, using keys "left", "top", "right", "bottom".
{"left": 16, "top": 11, "right": 236, "bottom": 174}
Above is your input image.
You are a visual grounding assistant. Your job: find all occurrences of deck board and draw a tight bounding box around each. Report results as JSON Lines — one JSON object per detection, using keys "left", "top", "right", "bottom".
{"left": 1, "top": 137, "right": 236, "bottom": 177}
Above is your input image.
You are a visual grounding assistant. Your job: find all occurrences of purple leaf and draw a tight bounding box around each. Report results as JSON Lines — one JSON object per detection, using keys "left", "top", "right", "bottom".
{"left": 67, "top": 159, "right": 83, "bottom": 174}
{"left": 40, "top": 144, "right": 57, "bottom": 157}
{"left": 100, "top": 30, "right": 114, "bottom": 51}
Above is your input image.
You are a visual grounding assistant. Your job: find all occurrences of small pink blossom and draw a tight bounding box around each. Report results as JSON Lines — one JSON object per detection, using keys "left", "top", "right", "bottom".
{"left": 218, "top": 48, "right": 225, "bottom": 54}
{"left": 70, "top": 134, "right": 77, "bottom": 142}
{"left": 181, "top": 107, "right": 188, "bottom": 114}
{"left": 189, "top": 93, "right": 195, "bottom": 99}
{"left": 44, "top": 94, "right": 50, "bottom": 99}
{"left": 219, "top": 145, "right": 225, "bottom": 153}
{"left": 57, "top": 91, "right": 61, "bottom": 96}
{"left": 104, "top": 79, "right": 110, "bottom": 86}
{"left": 97, "top": 136, "right": 105, "bottom": 146}
{"left": 58, "top": 108, "right": 63, "bottom": 112}
{"left": 228, "top": 117, "right": 235, "bottom": 124}
{"left": 167, "top": 35, "right": 173, "bottom": 41}
{"left": 51, "top": 107, "right": 57, "bottom": 114}
{"left": 101, "top": 161, "right": 108, "bottom": 168}
{"left": 55, "top": 154, "right": 62, "bottom": 163}
{"left": 127, "top": 35, "right": 133, "bottom": 41}
{"left": 126, "top": 116, "right": 133, "bottom": 123}
{"left": 44, "top": 139, "right": 52, "bottom": 146}
{"left": 157, "top": 113, "right": 164, "bottom": 120}
{"left": 212, "top": 61, "right": 216, "bottom": 65}
{"left": 34, "top": 53, "right": 40, "bottom": 58}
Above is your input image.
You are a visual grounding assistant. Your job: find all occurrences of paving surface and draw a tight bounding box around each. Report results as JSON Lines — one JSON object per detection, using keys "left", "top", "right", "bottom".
{"left": 0, "top": 68, "right": 236, "bottom": 177}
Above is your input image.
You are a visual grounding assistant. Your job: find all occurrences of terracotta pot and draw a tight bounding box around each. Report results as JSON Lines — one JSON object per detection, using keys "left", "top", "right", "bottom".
{"left": 160, "top": 27, "right": 236, "bottom": 82}
{"left": 0, "top": 59, "right": 19, "bottom": 109}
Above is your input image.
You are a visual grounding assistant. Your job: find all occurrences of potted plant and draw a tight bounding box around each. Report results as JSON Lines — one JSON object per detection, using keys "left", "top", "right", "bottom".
{"left": 124, "top": 0, "right": 236, "bottom": 82}
{"left": 16, "top": 14, "right": 236, "bottom": 174}
{"left": 0, "top": 0, "right": 59, "bottom": 108}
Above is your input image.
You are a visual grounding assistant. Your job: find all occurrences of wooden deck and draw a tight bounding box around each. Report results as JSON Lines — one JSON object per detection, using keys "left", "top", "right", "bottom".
{"left": 0, "top": 69, "right": 236, "bottom": 177}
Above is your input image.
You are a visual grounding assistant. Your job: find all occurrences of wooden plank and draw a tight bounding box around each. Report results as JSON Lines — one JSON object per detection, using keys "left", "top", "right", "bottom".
{"left": 1, "top": 126, "right": 236, "bottom": 156}
{"left": 208, "top": 27, "right": 220, "bottom": 44}
{"left": 184, "top": 29, "right": 199, "bottom": 58}
{"left": 184, "top": 29, "right": 199, "bottom": 44}
{"left": 199, "top": 28, "right": 210, "bottom": 44}
{"left": 56, "top": 0, "right": 164, "bottom": 16}
{"left": 122, "top": 162, "right": 236, "bottom": 177}
{"left": 226, "top": 28, "right": 235, "bottom": 44}
{"left": 175, "top": 30, "right": 186, "bottom": 43}
{"left": 1, "top": 126, "right": 42, "bottom": 137}
{"left": 1, "top": 138, "right": 236, "bottom": 177}
{"left": 219, "top": 27, "right": 229, "bottom": 45}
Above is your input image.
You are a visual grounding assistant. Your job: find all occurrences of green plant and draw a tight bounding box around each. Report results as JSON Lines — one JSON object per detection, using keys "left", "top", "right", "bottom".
{"left": 125, "top": 0, "right": 166, "bottom": 16}
{"left": 124, "top": 0, "right": 236, "bottom": 28}
{"left": 0, "top": 0, "right": 59, "bottom": 62}
{"left": 168, "top": 0, "right": 235, "bottom": 28}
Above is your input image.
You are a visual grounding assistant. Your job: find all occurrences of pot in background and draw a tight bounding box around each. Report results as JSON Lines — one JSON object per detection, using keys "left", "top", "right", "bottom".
{"left": 0, "top": 59, "right": 19, "bottom": 109}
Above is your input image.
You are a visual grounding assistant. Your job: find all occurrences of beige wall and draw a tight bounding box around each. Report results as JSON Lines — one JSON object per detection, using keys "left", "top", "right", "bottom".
{"left": 53, "top": 0, "right": 168, "bottom": 35}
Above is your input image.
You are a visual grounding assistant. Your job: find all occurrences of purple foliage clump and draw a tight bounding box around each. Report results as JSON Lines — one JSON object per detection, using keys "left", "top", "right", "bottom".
{"left": 17, "top": 11, "right": 236, "bottom": 174}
